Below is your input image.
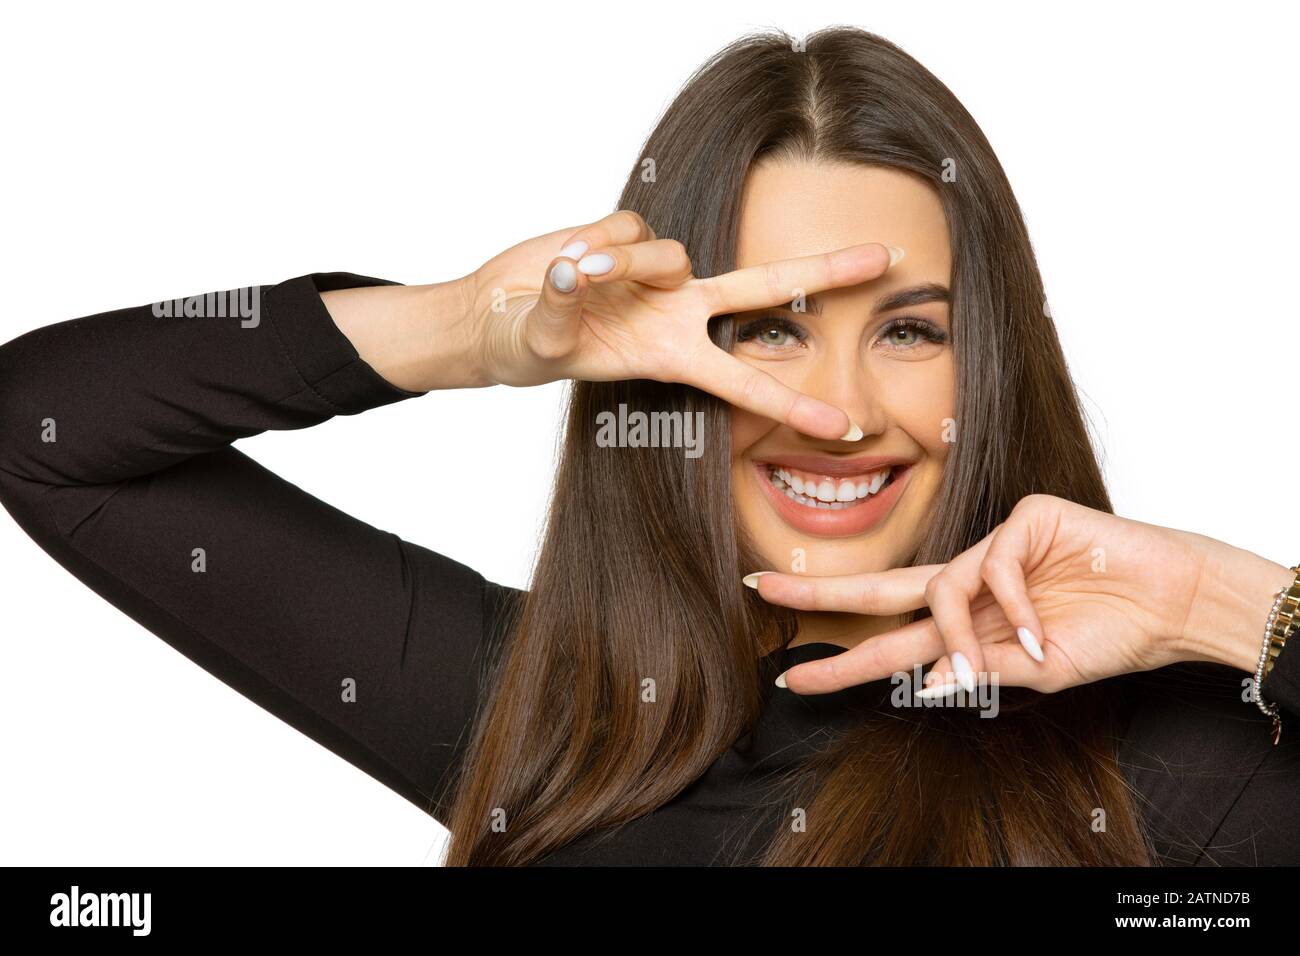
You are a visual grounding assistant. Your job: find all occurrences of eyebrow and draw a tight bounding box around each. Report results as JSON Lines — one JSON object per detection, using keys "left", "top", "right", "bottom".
{"left": 793, "top": 282, "right": 951, "bottom": 316}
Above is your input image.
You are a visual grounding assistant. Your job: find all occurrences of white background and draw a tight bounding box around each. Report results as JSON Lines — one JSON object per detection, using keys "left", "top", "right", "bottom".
{"left": 1, "top": 0, "right": 1296, "bottom": 865}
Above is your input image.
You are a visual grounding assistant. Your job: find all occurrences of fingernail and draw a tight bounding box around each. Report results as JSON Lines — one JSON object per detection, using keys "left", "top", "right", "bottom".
{"left": 742, "top": 571, "right": 771, "bottom": 589}
{"left": 1017, "top": 626, "right": 1044, "bottom": 662}
{"left": 549, "top": 260, "right": 577, "bottom": 293}
{"left": 577, "top": 253, "right": 615, "bottom": 276}
{"left": 916, "top": 682, "right": 963, "bottom": 699}
{"left": 775, "top": 670, "right": 788, "bottom": 688}
{"left": 839, "top": 420, "right": 864, "bottom": 442}
{"left": 559, "top": 240, "right": 589, "bottom": 260}
{"left": 886, "top": 245, "right": 905, "bottom": 267}
{"left": 951, "top": 651, "right": 976, "bottom": 693}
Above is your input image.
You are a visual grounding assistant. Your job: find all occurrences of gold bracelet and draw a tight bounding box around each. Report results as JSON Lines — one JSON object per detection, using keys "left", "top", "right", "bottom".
{"left": 1254, "top": 564, "right": 1300, "bottom": 745}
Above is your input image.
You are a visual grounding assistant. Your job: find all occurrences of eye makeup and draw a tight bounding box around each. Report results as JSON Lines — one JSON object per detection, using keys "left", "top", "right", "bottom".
{"left": 734, "top": 314, "right": 949, "bottom": 351}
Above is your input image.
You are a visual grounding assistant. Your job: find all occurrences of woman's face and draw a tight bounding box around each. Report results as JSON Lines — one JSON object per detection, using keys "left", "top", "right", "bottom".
{"left": 730, "top": 160, "right": 955, "bottom": 578}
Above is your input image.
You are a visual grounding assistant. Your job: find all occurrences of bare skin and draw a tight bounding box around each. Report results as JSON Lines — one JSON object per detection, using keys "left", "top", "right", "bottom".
{"left": 726, "top": 161, "right": 954, "bottom": 652}
{"left": 320, "top": 167, "right": 1294, "bottom": 701}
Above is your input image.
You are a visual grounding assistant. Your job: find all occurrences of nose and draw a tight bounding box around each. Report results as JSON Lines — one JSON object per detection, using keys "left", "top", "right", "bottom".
{"left": 797, "top": 347, "right": 885, "bottom": 441}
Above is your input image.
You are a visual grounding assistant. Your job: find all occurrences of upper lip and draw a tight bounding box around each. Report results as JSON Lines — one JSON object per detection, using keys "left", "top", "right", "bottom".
{"left": 755, "top": 454, "right": 915, "bottom": 478}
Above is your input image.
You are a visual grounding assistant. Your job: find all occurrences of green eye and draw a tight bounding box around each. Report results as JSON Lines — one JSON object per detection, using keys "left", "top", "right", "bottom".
{"left": 755, "top": 326, "right": 794, "bottom": 346}
{"left": 736, "top": 316, "right": 809, "bottom": 350}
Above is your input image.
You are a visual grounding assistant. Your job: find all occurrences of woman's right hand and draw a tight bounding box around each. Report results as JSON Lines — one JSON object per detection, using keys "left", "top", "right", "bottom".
{"left": 463, "top": 209, "right": 900, "bottom": 441}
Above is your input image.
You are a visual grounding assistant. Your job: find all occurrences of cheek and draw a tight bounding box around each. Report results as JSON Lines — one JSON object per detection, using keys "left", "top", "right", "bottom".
{"left": 874, "top": 355, "right": 956, "bottom": 457}
{"left": 726, "top": 354, "right": 813, "bottom": 448}
{"left": 728, "top": 405, "right": 770, "bottom": 458}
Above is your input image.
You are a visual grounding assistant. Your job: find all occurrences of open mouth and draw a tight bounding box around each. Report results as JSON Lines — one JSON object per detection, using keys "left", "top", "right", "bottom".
{"left": 752, "top": 456, "right": 913, "bottom": 538}
{"left": 765, "top": 463, "right": 900, "bottom": 511}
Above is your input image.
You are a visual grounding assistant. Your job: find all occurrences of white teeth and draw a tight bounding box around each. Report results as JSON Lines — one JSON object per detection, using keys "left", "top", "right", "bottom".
{"left": 767, "top": 465, "right": 896, "bottom": 510}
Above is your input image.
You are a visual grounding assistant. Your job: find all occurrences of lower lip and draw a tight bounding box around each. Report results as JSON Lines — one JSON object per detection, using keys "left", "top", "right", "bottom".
{"left": 753, "top": 462, "right": 912, "bottom": 538}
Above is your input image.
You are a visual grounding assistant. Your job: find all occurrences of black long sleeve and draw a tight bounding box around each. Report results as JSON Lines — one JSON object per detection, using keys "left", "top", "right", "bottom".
{"left": 3, "top": 276, "right": 1300, "bottom": 865}
{"left": 0, "top": 273, "right": 515, "bottom": 825}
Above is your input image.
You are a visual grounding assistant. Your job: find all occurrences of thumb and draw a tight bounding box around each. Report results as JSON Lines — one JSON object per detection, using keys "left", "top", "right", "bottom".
{"left": 524, "top": 255, "right": 589, "bottom": 359}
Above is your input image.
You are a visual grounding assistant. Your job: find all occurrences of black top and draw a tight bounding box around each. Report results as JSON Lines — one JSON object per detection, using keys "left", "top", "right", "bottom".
{"left": 1, "top": 272, "right": 1298, "bottom": 866}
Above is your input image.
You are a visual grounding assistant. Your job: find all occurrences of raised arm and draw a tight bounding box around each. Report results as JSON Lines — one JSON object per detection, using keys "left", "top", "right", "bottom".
{"left": 0, "top": 270, "right": 514, "bottom": 822}
{"left": 0, "top": 210, "right": 902, "bottom": 828}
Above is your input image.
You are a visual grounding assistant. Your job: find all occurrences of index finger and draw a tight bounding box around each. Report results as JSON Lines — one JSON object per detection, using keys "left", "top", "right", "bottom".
{"left": 746, "top": 565, "right": 942, "bottom": 615}
{"left": 683, "top": 348, "right": 860, "bottom": 440}
{"left": 778, "top": 617, "right": 945, "bottom": 694}
{"left": 699, "top": 242, "right": 901, "bottom": 315}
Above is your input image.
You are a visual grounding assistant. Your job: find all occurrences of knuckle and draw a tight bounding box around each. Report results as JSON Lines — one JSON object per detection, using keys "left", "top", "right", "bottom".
{"left": 1015, "top": 493, "right": 1054, "bottom": 515}
{"left": 613, "top": 209, "right": 646, "bottom": 235}
{"left": 736, "top": 371, "right": 764, "bottom": 407}
{"left": 761, "top": 262, "right": 785, "bottom": 303}
{"left": 855, "top": 577, "right": 880, "bottom": 613}
{"left": 980, "top": 553, "right": 1012, "bottom": 580}
{"left": 664, "top": 239, "right": 690, "bottom": 272}
{"left": 530, "top": 336, "right": 569, "bottom": 361}
{"left": 923, "top": 575, "right": 945, "bottom": 605}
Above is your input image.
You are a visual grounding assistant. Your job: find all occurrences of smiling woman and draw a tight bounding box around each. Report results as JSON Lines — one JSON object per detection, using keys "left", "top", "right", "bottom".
{"left": 1, "top": 26, "right": 1298, "bottom": 868}
{"left": 730, "top": 161, "right": 954, "bottom": 566}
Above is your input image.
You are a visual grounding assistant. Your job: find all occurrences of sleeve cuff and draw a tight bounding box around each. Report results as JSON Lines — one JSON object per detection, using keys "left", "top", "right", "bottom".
{"left": 262, "top": 272, "right": 427, "bottom": 414}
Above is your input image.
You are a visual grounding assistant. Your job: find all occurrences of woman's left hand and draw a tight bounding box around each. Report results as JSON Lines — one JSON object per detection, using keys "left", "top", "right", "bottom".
{"left": 750, "top": 494, "right": 1294, "bottom": 696}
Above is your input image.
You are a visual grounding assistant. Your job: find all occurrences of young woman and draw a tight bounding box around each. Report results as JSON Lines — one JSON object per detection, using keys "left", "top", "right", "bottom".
{"left": 1, "top": 27, "right": 1297, "bottom": 866}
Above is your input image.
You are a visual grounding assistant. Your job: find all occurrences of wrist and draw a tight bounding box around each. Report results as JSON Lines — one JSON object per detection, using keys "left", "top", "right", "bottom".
{"left": 322, "top": 277, "right": 491, "bottom": 393}
{"left": 1177, "top": 533, "right": 1294, "bottom": 673}
{"left": 416, "top": 273, "right": 495, "bottom": 391}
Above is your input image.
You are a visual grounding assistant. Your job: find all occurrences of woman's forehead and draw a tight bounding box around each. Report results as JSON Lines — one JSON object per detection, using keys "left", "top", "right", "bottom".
{"left": 734, "top": 159, "right": 951, "bottom": 279}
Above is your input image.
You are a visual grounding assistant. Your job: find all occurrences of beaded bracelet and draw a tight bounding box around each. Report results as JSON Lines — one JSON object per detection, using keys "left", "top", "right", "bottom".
{"left": 1254, "top": 564, "right": 1300, "bottom": 745}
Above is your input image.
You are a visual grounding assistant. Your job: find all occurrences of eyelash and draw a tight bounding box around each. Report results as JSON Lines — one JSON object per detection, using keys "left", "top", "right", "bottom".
{"left": 734, "top": 316, "right": 949, "bottom": 350}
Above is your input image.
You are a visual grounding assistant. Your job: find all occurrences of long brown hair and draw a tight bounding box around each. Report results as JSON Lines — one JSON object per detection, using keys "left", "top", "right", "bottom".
{"left": 444, "top": 27, "right": 1154, "bottom": 866}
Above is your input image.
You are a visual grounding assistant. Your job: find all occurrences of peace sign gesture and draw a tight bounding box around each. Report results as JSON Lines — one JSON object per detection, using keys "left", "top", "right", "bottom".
{"left": 747, "top": 494, "right": 1294, "bottom": 698}
{"left": 467, "top": 209, "right": 902, "bottom": 440}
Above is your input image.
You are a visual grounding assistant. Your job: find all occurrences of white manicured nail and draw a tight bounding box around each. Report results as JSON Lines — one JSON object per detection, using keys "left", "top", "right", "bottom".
{"left": 839, "top": 421, "right": 864, "bottom": 442}
{"left": 559, "top": 240, "right": 588, "bottom": 260}
{"left": 1017, "top": 626, "right": 1044, "bottom": 662}
{"left": 549, "top": 260, "right": 577, "bottom": 293}
{"left": 916, "top": 682, "right": 963, "bottom": 699}
{"left": 577, "top": 253, "right": 615, "bottom": 275}
{"left": 775, "top": 670, "right": 788, "bottom": 688}
{"left": 886, "top": 245, "right": 905, "bottom": 267}
{"left": 742, "top": 571, "right": 771, "bottom": 589}
{"left": 951, "top": 651, "right": 976, "bottom": 693}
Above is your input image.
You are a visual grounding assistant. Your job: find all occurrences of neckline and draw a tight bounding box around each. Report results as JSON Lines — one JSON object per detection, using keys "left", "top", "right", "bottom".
{"left": 764, "top": 640, "right": 896, "bottom": 717}
{"left": 769, "top": 640, "right": 852, "bottom": 663}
